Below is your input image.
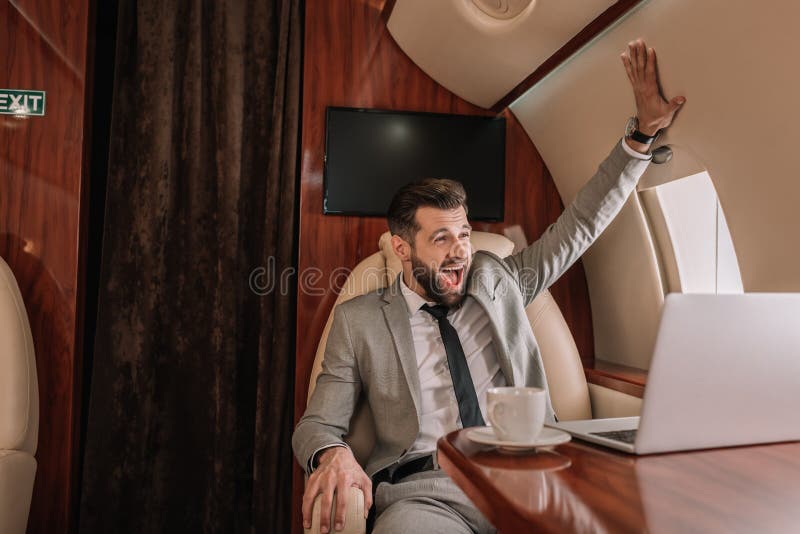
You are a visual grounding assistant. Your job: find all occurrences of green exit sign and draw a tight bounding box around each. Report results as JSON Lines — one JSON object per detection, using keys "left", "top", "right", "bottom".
{"left": 0, "top": 89, "right": 46, "bottom": 116}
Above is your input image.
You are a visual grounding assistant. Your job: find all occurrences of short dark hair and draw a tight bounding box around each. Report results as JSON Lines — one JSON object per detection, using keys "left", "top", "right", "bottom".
{"left": 387, "top": 178, "right": 468, "bottom": 243}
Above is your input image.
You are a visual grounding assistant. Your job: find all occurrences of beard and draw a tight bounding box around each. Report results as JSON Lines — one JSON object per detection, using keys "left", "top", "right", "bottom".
{"left": 410, "top": 251, "right": 468, "bottom": 308}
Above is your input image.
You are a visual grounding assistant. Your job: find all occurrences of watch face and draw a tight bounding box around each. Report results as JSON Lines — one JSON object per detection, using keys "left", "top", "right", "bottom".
{"left": 625, "top": 116, "right": 638, "bottom": 137}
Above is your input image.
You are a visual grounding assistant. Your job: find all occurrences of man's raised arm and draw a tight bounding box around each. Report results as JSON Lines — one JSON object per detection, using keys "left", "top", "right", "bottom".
{"left": 504, "top": 39, "right": 686, "bottom": 305}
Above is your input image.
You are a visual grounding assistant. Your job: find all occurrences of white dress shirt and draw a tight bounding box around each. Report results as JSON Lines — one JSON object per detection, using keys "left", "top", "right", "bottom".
{"left": 400, "top": 278, "right": 506, "bottom": 460}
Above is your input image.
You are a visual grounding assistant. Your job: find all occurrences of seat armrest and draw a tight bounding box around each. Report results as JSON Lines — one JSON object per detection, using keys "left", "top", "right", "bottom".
{"left": 305, "top": 486, "right": 365, "bottom": 534}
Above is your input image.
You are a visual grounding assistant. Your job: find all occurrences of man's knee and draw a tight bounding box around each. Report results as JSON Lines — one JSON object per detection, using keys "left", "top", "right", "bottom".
{"left": 372, "top": 499, "right": 472, "bottom": 534}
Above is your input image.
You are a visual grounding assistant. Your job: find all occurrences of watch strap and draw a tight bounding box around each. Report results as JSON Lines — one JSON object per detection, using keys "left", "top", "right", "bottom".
{"left": 629, "top": 128, "right": 660, "bottom": 144}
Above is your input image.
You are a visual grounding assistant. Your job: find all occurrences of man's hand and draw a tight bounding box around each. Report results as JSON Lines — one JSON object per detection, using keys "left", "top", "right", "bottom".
{"left": 302, "top": 446, "right": 372, "bottom": 533}
{"left": 621, "top": 39, "right": 686, "bottom": 151}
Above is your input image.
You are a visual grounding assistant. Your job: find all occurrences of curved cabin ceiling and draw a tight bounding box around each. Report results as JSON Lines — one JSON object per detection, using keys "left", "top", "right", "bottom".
{"left": 511, "top": 0, "right": 800, "bottom": 294}
{"left": 387, "top": 0, "right": 618, "bottom": 108}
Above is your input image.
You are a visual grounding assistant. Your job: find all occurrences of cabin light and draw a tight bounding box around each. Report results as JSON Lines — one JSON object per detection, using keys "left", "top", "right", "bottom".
{"left": 23, "top": 239, "right": 37, "bottom": 255}
{"left": 637, "top": 144, "right": 709, "bottom": 191}
{"left": 3, "top": 106, "right": 31, "bottom": 122}
{"left": 471, "top": 0, "right": 534, "bottom": 20}
{"left": 651, "top": 145, "right": 673, "bottom": 165}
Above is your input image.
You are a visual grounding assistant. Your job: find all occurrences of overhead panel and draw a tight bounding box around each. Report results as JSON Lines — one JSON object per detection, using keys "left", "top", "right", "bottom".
{"left": 387, "top": 0, "right": 617, "bottom": 109}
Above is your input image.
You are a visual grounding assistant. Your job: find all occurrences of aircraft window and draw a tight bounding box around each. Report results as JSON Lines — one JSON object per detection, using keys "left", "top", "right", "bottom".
{"left": 640, "top": 171, "right": 743, "bottom": 294}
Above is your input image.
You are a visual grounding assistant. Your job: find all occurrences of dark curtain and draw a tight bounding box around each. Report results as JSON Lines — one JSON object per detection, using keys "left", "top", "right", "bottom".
{"left": 79, "top": 0, "right": 301, "bottom": 532}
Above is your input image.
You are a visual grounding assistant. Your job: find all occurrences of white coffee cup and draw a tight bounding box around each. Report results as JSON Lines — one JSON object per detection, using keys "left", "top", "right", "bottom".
{"left": 486, "top": 386, "right": 546, "bottom": 442}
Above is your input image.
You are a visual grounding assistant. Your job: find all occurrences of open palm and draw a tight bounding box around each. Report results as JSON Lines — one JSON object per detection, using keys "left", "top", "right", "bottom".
{"left": 621, "top": 39, "right": 686, "bottom": 136}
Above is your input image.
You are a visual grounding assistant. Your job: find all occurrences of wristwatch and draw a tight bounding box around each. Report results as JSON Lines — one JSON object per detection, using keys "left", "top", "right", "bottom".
{"left": 625, "top": 116, "right": 660, "bottom": 144}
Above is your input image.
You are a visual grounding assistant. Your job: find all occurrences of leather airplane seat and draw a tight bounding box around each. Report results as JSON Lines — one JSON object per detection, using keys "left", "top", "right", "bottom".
{"left": 0, "top": 256, "right": 39, "bottom": 534}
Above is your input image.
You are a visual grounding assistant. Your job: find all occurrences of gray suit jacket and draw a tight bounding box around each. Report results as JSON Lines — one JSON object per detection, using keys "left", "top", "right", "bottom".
{"left": 293, "top": 141, "right": 650, "bottom": 476}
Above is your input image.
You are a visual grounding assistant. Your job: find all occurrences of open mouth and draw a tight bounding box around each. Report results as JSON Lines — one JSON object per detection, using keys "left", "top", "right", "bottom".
{"left": 439, "top": 264, "right": 465, "bottom": 290}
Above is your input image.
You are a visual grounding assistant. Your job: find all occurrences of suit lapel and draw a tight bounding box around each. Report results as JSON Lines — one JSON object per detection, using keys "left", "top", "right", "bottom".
{"left": 381, "top": 276, "right": 422, "bottom": 416}
{"left": 467, "top": 269, "right": 516, "bottom": 386}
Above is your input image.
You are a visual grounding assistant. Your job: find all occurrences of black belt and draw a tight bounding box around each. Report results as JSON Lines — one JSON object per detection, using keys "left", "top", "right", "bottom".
{"left": 367, "top": 455, "right": 435, "bottom": 530}
{"left": 373, "top": 454, "right": 436, "bottom": 486}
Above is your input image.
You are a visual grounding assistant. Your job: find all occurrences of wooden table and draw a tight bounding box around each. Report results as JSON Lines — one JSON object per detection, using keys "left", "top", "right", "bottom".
{"left": 437, "top": 429, "right": 800, "bottom": 533}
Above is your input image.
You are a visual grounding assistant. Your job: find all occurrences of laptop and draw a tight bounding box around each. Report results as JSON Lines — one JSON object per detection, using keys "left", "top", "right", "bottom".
{"left": 548, "top": 293, "right": 800, "bottom": 454}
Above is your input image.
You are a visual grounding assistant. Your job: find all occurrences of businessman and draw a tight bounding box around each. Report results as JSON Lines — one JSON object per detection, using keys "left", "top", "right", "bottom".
{"left": 293, "top": 39, "right": 686, "bottom": 533}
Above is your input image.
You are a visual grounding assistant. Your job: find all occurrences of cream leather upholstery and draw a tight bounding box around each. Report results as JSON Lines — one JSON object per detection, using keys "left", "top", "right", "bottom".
{"left": 587, "top": 383, "right": 642, "bottom": 419}
{"left": 0, "top": 257, "right": 39, "bottom": 534}
{"left": 303, "top": 231, "right": 591, "bottom": 533}
{"left": 526, "top": 291, "right": 592, "bottom": 421}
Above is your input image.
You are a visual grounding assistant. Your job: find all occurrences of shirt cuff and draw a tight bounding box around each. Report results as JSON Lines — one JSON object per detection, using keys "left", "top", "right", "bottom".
{"left": 308, "top": 443, "right": 350, "bottom": 473}
{"left": 620, "top": 138, "right": 653, "bottom": 160}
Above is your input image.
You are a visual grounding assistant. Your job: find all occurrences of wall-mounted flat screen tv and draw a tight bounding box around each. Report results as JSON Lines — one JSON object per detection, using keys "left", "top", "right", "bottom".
{"left": 323, "top": 107, "right": 506, "bottom": 221}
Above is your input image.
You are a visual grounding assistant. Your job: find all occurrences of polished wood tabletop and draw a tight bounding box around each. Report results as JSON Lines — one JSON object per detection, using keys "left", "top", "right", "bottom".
{"left": 437, "top": 429, "right": 800, "bottom": 533}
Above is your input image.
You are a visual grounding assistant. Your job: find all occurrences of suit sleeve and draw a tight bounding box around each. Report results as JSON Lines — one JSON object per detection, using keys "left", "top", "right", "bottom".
{"left": 504, "top": 140, "right": 651, "bottom": 306}
{"left": 292, "top": 303, "right": 362, "bottom": 474}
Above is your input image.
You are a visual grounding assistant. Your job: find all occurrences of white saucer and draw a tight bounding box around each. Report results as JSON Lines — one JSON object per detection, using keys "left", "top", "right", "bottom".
{"left": 466, "top": 426, "right": 571, "bottom": 452}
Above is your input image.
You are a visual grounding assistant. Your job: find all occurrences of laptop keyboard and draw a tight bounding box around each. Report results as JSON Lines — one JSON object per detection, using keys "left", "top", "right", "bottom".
{"left": 590, "top": 429, "right": 638, "bottom": 444}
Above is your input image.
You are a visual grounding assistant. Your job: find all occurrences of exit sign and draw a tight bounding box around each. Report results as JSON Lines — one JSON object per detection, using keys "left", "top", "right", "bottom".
{"left": 0, "top": 89, "right": 46, "bottom": 116}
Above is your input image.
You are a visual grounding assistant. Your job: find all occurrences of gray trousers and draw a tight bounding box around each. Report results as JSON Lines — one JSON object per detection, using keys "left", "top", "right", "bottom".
{"left": 372, "top": 470, "right": 496, "bottom": 534}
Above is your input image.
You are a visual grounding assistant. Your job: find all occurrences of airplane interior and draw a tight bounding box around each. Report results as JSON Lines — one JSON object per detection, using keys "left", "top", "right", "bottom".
{"left": 2, "top": 0, "right": 799, "bottom": 533}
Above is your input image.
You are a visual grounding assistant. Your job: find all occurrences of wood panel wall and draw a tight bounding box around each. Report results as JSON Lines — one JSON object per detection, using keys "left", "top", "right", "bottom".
{"left": 0, "top": 0, "right": 91, "bottom": 532}
{"left": 293, "top": 1, "right": 594, "bottom": 532}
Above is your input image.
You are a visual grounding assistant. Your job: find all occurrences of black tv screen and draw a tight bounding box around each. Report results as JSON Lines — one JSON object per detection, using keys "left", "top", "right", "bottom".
{"left": 323, "top": 107, "right": 505, "bottom": 221}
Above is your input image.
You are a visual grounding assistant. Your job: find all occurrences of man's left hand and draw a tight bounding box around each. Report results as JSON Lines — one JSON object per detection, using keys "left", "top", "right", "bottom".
{"left": 621, "top": 39, "right": 686, "bottom": 137}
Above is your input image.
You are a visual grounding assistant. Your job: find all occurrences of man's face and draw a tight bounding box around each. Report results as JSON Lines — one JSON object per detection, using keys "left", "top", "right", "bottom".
{"left": 407, "top": 206, "right": 472, "bottom": 308}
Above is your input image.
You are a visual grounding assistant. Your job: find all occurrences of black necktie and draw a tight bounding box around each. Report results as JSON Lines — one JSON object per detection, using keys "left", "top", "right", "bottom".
{"left": 421, "top": 304, "right": 485, "bottom": 428}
